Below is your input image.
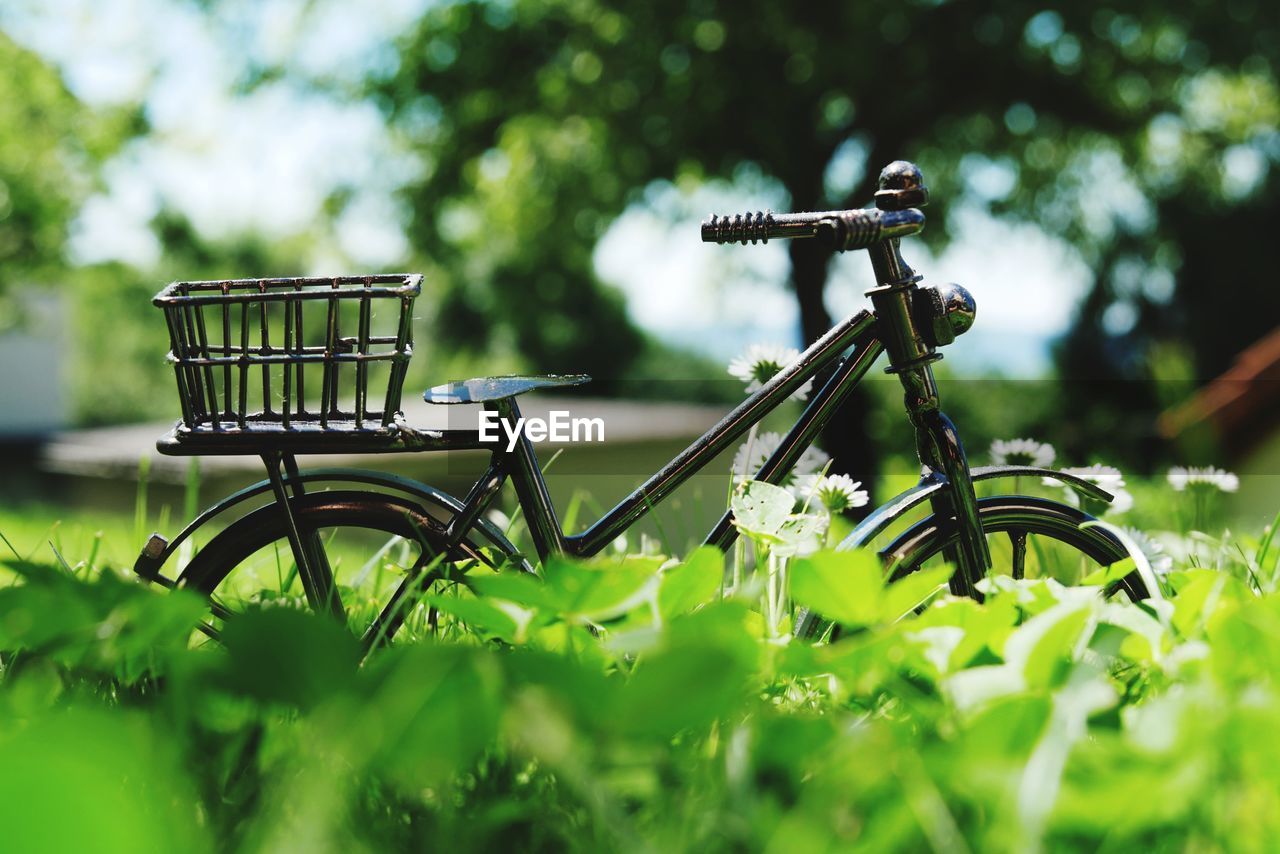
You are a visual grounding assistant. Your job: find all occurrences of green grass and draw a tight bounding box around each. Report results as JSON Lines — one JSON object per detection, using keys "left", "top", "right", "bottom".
{"left": 0, "top": 481, "right": 1277, "bottom": 851}
{"left": 0, "top": 502, "right": 134, "bottom": 579}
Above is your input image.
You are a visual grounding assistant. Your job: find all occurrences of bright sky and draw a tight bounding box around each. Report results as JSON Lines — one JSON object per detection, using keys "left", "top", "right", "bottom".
{"left": 3, "top": 0, "right": 1098, "bottom": 377}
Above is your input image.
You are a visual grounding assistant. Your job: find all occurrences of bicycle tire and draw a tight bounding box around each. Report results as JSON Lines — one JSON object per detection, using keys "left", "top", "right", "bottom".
{"left": 797, "top": 495, "right": 1146, "bottom": 639}
{"left": 882, "top": 495, "right": 1143, "bottom": 594}
{"left": 179, "top": 489, "right": 525, "bottom": 647}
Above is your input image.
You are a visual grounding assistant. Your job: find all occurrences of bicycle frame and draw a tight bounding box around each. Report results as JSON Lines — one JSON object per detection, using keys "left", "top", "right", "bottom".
{"left": 500, "top": 308, "right": 880, "bottom": 558}
{"left": 461, "top": 231, "right": 992, "bottom": 597}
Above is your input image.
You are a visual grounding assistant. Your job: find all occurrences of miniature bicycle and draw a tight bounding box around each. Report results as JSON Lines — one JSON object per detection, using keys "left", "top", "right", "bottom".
{"left": 134, "top": 161, "right": 1144, "bottom": 646}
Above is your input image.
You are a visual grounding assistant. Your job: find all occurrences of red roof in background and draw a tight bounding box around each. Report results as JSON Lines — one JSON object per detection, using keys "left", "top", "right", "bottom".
{"left": 1159, "top": 325, "right": 1280, "bottom": 448}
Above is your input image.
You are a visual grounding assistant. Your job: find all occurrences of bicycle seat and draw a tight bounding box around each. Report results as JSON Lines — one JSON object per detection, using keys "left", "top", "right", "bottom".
{"left": 423, "top": 374, "right": 592, "bottom": 405}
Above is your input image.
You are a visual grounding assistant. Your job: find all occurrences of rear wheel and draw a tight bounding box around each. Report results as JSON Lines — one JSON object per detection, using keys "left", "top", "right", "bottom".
{"left": 178, "top": 490, "right": 525, "bottom": 649}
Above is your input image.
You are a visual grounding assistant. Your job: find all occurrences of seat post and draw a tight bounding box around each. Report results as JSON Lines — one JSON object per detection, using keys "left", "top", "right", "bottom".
{"left": 490, "top": 397, "right": 565, "bottom": 561}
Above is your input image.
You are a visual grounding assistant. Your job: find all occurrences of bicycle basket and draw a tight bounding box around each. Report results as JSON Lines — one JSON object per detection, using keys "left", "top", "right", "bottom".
{"left": 154, "top": 275, "right": 420, "bottom": 435}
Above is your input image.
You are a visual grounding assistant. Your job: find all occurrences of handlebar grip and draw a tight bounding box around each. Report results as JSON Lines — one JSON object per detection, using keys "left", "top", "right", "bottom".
{"left": 701, "top": 207, "right": 924, "bottom": 251}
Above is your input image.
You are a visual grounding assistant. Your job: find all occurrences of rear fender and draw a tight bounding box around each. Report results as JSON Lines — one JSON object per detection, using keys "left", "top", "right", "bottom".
{"left": 133, "top": 468, "right": 528, "bottom": 585}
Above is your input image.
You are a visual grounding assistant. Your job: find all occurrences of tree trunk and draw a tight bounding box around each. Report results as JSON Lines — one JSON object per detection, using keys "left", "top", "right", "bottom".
{"left": 789, "top": 237, "right": 878, "bottom": 508}
{"left": 786, "top": 142, "right": 908, "bottom": 509}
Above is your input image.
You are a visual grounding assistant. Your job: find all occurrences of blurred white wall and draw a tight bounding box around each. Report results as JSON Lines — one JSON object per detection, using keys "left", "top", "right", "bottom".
{"left": 0, "top": 291, "right": 67, "bottom": 435}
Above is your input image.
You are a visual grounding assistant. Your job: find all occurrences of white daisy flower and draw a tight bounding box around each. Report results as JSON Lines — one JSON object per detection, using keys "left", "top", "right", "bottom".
{"left": 1122, "top": 527, "right": 1173, "bottom": 575}
{"left": 990, "top": 438, "right": 1056, "bottom": 468}
{"left": 731, "top": 431, "right": 830, "bottom": 493}
{"left": 1167, "top": 466, "right": 1239, "bottom": 494}
{"left": 727, "top": 343, "right": 813, "bottom": 401}
{"left": 1044, "top": 464, "right": 1133, "bottom": 515}
{"left": 799, "top": 473, "right": 870, "bottom": 514}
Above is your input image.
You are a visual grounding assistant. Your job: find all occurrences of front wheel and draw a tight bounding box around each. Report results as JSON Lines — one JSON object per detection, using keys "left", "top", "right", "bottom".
{"left": 797, "top": 495, "right": 1145, "bottom": 639}
{"left": 882, "top": 495, "right": 1144, "bottom": 597}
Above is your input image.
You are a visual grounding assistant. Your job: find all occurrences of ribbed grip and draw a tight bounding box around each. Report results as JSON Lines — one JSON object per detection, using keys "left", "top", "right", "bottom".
{"left": 701, "top": 211, "right": 774, "bottom": 244}
{"left": 700, "top": 207, "right": 924, "bottom": 251}
{"left": 832, "top": 210, "right": 882, "bottom": 250}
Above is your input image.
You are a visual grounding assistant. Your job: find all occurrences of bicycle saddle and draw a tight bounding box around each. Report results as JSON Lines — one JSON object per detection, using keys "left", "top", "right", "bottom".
{"left": 423, "top": 374, "right": 592, "bottom": 404}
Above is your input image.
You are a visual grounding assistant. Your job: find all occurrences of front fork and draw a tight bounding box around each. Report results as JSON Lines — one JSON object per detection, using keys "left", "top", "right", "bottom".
{"left": 915, "top": 404, "right": 991, "bottom": 598}
{"left": 865, "top": 238, "right": 991, "bottom": 598}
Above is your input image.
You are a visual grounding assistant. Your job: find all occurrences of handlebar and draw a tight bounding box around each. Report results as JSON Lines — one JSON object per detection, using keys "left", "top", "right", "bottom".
{"left": 702, "top": 160, "right": 930, "bottom": 252}
{"left": 700, "top": 206, "right": 925, "bottom": 251}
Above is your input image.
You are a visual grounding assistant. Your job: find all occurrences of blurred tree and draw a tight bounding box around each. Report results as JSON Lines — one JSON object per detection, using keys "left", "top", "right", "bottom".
{"left": 367, "top": 1, "right": 1278, "bottom": 476}
{"left": 0, "top": 33, "right": 133, "bottom": 315}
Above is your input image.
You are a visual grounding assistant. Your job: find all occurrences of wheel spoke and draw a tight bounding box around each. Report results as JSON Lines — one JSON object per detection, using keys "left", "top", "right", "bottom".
{"left": 361, "top": 556, "right": 441, "bottom": 651}
{"left": 1008, "top": 529, "right": 1029, "bottom": 580}
{"left": 206, "top": 594, "right": 236, "bottom": 623}
{"left": 361, "top": 542, "right": 489, "bottom": 650}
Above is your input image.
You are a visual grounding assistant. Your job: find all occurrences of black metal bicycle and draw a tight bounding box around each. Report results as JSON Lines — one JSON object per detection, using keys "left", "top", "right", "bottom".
{"left": 134, "top": 161, "right": 1144, "bottom": 647}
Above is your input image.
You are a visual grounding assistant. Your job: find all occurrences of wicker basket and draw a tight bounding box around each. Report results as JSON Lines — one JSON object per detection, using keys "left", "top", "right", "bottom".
{"left": 154, "top": 275, "right": 420, "bottom": 434}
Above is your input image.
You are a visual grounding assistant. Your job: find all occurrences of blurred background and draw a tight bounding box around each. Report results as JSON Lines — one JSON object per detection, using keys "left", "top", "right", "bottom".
{"left": 1, "top": 0, "right": 1278, "bottom": 531}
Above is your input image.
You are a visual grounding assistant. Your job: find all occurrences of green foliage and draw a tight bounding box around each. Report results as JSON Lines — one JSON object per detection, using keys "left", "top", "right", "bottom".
{"left": 0, "top": 33, "right": 132, "bottom": 303}
{"left": 67, "top": 264, "right": 175, "bottom": 424}
{"left": 0, "top": 709, "right": 208, "bottom": 852}
{"left": 792, "top": 551, "right": 952, "bottom": 629}
{"left": 366, "top": 0, "right": 1280, "bottom": 469}
{"left": 3, "top": 497, "right": 1280, "bottom": 850}
{"left": 656, "top": 546, "right": 722, "bottom": 618}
